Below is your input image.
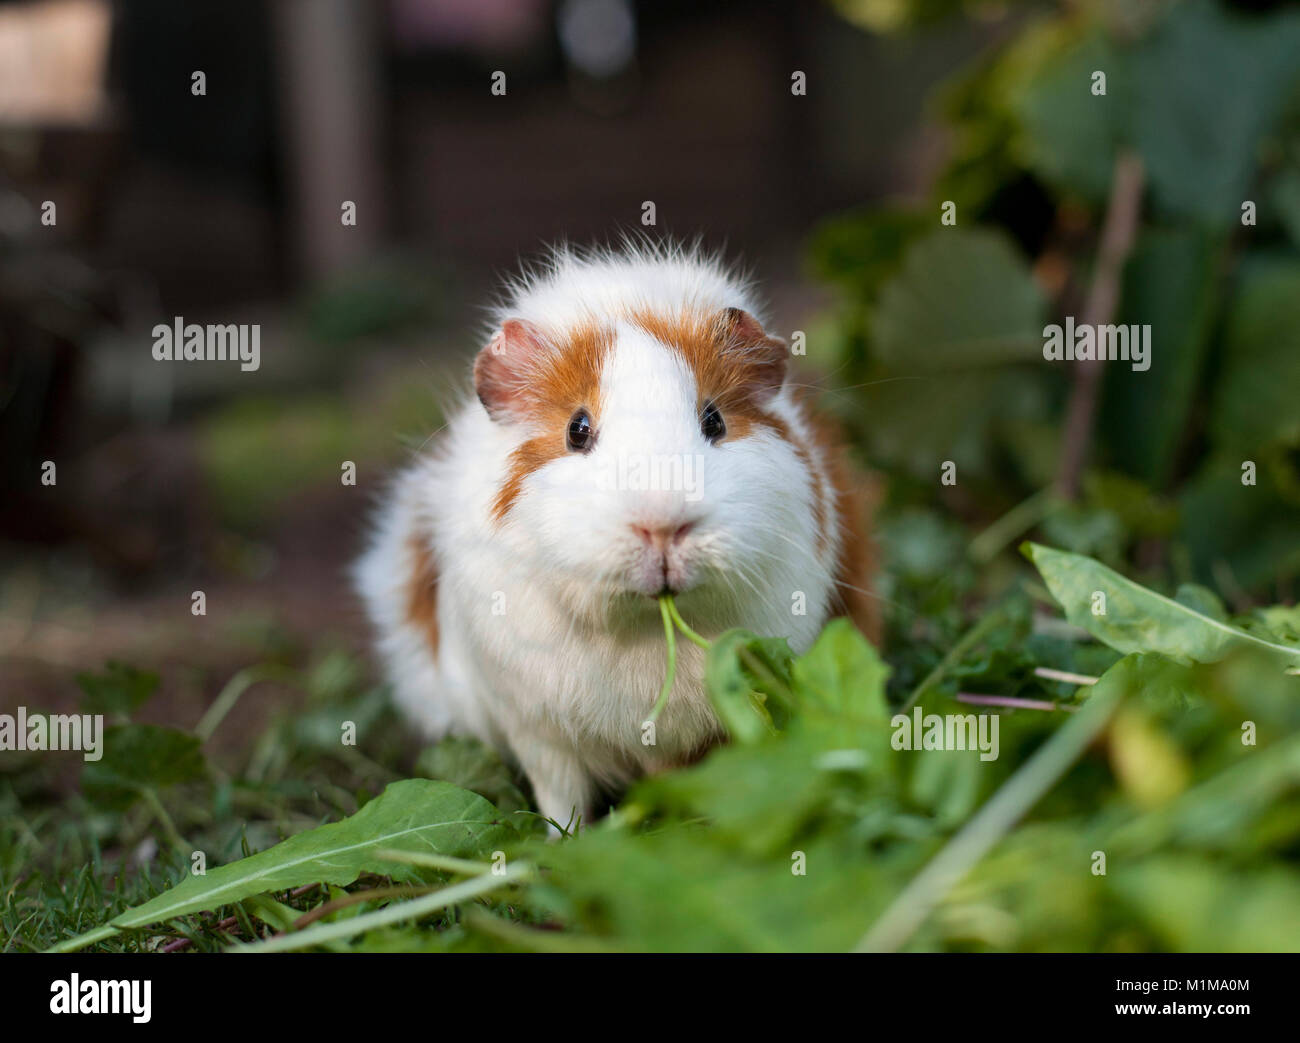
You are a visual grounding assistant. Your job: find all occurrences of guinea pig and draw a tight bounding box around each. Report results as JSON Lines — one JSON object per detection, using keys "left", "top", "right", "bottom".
{"left": 355, "top": 240, "right": 878, "bottom": 831}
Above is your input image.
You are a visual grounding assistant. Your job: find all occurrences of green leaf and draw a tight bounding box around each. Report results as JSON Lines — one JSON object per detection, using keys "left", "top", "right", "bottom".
{"left": 1081, "top": 472, "right": 1179, "bottom": 541}
{"left": 1006, "top": 24, "right": 1122, "bottom": 205}
{"left": 1022, "top": 542, "right": 1300, "bottom": 666}
{"left": 704, "top": 630, "right": 795, "bottom": 744}
{"left": 789, "top": 618, "right": 890, "bottom": 720}
{"left": 806, "top": 207, "right": 930, "bottom": 295}
{"left": 1210, "top": 259, "right": 1300, "bottom": 450}
{"left": 871, "top": 228, "right": 1046, "bottom": 371}
{"left": 856, "top": 368, "right": 1049, "bottom": 480}
{"left": 416, "top": 736, "right": 531, "bottom": 817}
{"left": 543, "top": 829, "right": 889, "bottom": 952}
{"left": 1111, "top": 857, "right": 1300, "bottom": 952}
{"left": 1129, "top": 0, "right": 1300, "bottom": 228}
{"left": 290, "top": 688, "right": 389, "bottom": 750}
{"left": 1108, "top": 705, "right": 1192, "bottom": 808}
{"left": 1110, "top": 723, "right": 1300, "bottom": 854}
{"left": 49, "top": 779, "right": 514, "bottom": 952}
{"left": 1246, "top": 605, "right": 1300, "bottom": 647}
{"left": 76, "top": 663, "right": 159, "bottom": 717}
{"left": 909, "top": 746, "right": 983, "bottom": 829}
{"left": 642, "top": 625, "right": 894, "bottom": 856}
{"left": 1179, "top": 455, "right": 1300, "bottom": 591}
{"left": 81, "top": 725, "right": 206, "bottom": 810}
{"left": 1173, "top": 583, "right": 1227, "bottom": 623}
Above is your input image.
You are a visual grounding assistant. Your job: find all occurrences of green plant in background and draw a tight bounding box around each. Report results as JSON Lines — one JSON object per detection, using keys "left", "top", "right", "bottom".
{"left": 810, "top": 0, "right": 1300, "bottom": 602}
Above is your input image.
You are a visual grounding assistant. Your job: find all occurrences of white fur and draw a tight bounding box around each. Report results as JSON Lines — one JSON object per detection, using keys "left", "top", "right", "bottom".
{"left": 355, "top": 242, "right": 841, "bottom": 830}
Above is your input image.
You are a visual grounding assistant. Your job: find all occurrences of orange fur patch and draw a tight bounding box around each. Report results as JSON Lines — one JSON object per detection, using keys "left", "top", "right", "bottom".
{"left": 783, "top": 423, "right": 830, "bottom": 557}
{"left": 803, "top": 403, "right": 881, "bottom": 646}
{"left": 489, "top": 320, "right": 614, "bottom": 523}
{"left": 628, "top": 307, "right": 786, "bottom": 442}
{"left": 406, "top": 533, "right": 440, "bottom": 657}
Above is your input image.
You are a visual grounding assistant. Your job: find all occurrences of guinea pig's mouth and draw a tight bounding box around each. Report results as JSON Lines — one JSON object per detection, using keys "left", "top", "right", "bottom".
{"left": 625, "top": 577, "right": 694, "bottom": 600}
{"left": 600, "top": 565, "right": 742, "bottom": 637}
{"left": 626, "top": 555, "right": 698, "bottom": 599}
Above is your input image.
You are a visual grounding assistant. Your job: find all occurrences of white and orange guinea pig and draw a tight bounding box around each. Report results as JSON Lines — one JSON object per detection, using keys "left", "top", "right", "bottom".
{"left": 355, "top": 240, "right": 878, "bottom": 831}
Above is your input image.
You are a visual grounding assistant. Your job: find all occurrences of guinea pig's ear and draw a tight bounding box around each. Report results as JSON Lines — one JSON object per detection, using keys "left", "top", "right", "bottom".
{"left": 715, "top": 307, "right": 787, "bottom": 402}
{"left": 474, "top": 319, "right": 549, "bottom": 421}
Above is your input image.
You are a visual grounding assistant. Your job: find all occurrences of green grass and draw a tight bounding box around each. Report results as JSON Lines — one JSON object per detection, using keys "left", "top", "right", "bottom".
{"left": 0, "top": 647, "right": 492, "bottom": 952}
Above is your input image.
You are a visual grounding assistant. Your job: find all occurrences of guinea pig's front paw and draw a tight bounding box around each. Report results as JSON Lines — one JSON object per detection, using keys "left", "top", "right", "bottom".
{"left": 514, "top": 739, "right": 594, "bottom": 839}
{"left": 541, "top": 809, "right": 585, "bottom": 840}
{"left": 538, "top": 796, "right": 592, "bottom": 840}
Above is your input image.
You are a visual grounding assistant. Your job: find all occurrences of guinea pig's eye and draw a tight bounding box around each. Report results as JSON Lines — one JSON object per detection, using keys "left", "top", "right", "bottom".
{"left": 566, "top": 409, "right": 594, "bottom": 453}
{"left": 700, "top": 400, "right": 726, "bottom": 443}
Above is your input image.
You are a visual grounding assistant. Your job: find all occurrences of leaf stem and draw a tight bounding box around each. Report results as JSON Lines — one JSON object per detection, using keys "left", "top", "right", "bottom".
{"left": 665, "top": 596, "right": 712, "bottom": 649}
{"left": 1055, "top": 150, "right": 1145, "bottom": 499}
{"left": 1033, "top": 666, "right": 1099, "bottom": 686}
{"left": 955, "top": 692, "right": 1077, "bottom": 713}
{"left": 649, "top": 596, "right": 678, "bottom": 722}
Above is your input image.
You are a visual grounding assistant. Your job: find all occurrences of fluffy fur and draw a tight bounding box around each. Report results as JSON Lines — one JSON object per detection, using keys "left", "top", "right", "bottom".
{"left": 355, "top": 240, "right": 874, "bottom": 830}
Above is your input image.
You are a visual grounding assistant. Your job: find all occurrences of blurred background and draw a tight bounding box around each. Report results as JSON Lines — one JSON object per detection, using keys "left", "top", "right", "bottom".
{"left": 2, "top": 0, "right": 1298, "bottom": 760}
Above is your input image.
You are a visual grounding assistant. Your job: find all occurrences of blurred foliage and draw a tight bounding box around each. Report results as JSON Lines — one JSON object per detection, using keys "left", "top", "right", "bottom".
{"left": 298, "top": 258, "right": 447, "bottom": 347}
{"left": 31, "top": 547, "right": 1300, "bottom": 953}
{"left": 189, "top": 256, "right": 458, "bottom": 532}
{"left": 809, "top": 0, "right": 1300, "bottom": 603}
{"left": 197, "top": 370, "right": 447, "bottom": 531}
{"left": 832, "top": 0, "right": 1044, "bottom": 35}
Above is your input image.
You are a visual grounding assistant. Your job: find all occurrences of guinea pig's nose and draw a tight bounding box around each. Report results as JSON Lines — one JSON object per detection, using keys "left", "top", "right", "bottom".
{"left": 632, "top": 521, "right": 694, "bottom": 553}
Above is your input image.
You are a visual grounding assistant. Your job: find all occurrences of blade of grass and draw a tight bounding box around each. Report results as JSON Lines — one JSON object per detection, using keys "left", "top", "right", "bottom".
{"left": 649, "top": 596, "right": 678, "bottom": 722}
{"left": 196, "top": 665, "right": 290, "bottom": 742}
{"left": 665, "top": 596, "right": 711, "bottom": 649}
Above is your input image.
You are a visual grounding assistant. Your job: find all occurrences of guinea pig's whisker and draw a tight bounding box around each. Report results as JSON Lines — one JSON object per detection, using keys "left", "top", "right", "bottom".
{"left": 761, "top": 528, "right": 900, "bottom": 609}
